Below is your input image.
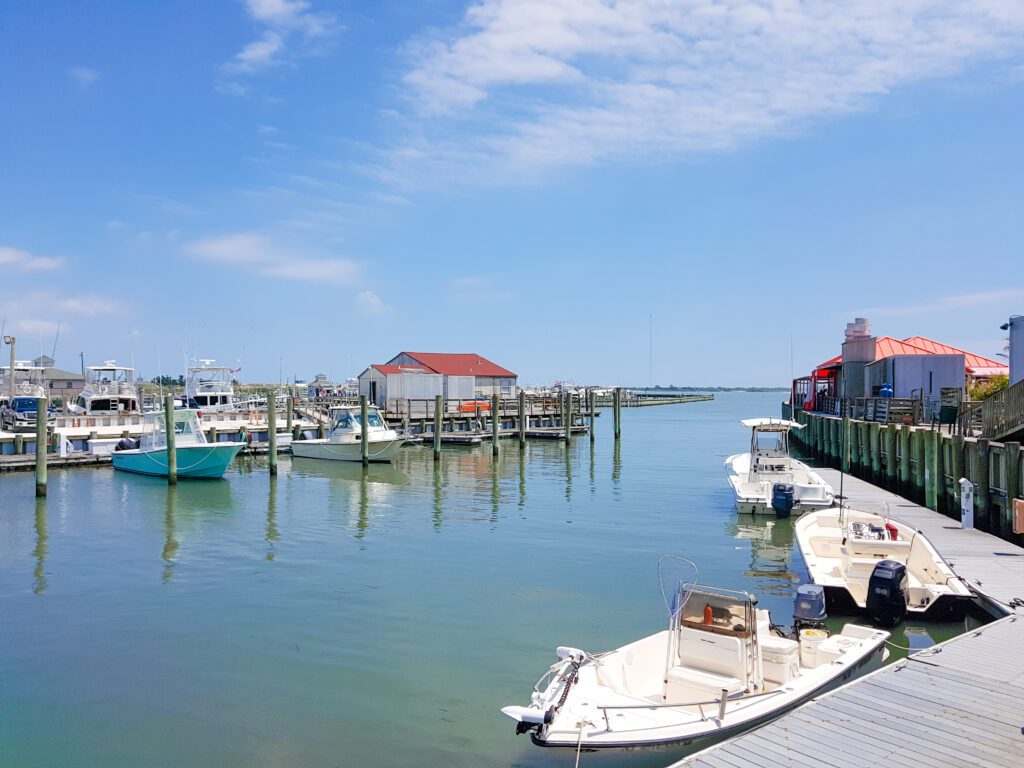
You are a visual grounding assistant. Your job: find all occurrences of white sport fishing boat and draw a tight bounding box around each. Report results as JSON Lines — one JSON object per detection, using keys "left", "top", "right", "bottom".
{"left": 185, "top": 360, "right": 240, "bottom": 412}
{"left": 290, "top": 405, "right": 403, "bottom": 463}
{"left": 70, "top": 361, "right": 139, "bottom": 415}
{"left": 502, "top": 557, "right": 888, "bottom": 751}
{"left": 795, "top": 503, "right": 974, "bottom": 625}
{"left": 725, "top": 418, "right": 834, "bottom": 516}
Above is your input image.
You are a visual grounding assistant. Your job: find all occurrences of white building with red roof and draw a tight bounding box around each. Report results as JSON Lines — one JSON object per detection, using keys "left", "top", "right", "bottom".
{"left": 358, "top": 352, "right": 517, "bottom": 408}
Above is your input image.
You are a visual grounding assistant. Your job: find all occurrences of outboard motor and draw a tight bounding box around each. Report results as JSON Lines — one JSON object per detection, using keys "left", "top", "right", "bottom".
{"left": 866, "top": 560, "right": 908, "bottom": 627}
{"left": 771, "top": 483, "right": 796, "bottom": 517}
{"left": 793, "top": 584, "right": 828, "bottom": 633}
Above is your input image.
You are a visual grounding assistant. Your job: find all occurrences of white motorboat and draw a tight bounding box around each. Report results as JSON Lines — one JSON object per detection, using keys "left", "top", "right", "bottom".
{"left": 725, "top": 418, "right": 834, "bottom": 515}
{"left": 290, "top": 405, "right": 403, "bottom": 463}
{"left": 185, "top": 360, "right": 241, "bottom": 412}
{"left": 502, "top": 558, "right": 889, "bottom": 751}
{"left": 70, "top": 361, "right": 139, "bottom": 415}
{"left": 795, "top": 503, "right": 974, "bottom": 625}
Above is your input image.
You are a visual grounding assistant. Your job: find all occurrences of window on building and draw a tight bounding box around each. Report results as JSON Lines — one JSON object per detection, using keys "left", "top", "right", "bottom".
{"left": 501, "top": 378, "right": 512, "bottom": 394}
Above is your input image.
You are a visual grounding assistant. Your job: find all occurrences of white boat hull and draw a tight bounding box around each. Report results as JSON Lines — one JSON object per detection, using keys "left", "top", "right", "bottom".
{"left": 725, "top": 452, "right": 834, "bottom": 515}
{"left": 290, "top": 436, "right": 402, "bottom": 463}
{"left": 794, "top": 507, "right": 974, "bottom": 620}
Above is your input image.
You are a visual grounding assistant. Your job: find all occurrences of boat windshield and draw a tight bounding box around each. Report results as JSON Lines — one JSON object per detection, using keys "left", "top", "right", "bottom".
{"left": 678, "top": 587, "right": 753, "bottom": 637}
{"left": 752, "top": 429, "right": 787, "bottom": 456}
{"left": 353, "top": 411, "right": 384, "bottom": 428}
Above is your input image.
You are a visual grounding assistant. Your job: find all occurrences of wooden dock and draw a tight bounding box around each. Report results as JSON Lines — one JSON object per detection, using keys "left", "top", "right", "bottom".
{"left": 670, "top": 468, "right": 1024, "bottom": 768}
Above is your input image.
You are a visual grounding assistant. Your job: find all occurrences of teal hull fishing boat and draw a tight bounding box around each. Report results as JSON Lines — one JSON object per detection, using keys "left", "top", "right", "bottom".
{"left": 112, "top": 408, "right": 244, "bottom": 479}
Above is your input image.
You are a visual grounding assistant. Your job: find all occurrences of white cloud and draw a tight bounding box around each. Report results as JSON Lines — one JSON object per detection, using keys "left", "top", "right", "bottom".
{"left": 393, "top": 0, "right": 1024, "bottom": 180}
{"left": 854, "top": 289, "right": 1024, "bottom": 318}
{"left": 222, "top": 0, "right": 339, "bottom": 79}
{"left": 0, "top": 245, "right": 63, "bottom": 271}
{"left": 68, "top": 66, "right": 98, "bottom": 88}
{"left": 183, "top": 232, "right": 359, "bottom": 283}
{"left": 0, "top": 290, "right": 121, "bottom": 338}
{"left": 355, "top": 290, "right": 392, "bottom": 315}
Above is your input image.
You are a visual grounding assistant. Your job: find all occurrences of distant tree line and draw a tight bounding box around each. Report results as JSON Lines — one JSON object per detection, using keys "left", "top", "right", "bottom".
{"left": 151, "top": 375, "right": 185, "bottom": 386}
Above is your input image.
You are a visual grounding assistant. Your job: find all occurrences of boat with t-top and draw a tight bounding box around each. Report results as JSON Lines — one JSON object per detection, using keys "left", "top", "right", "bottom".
{"left": 111, "top": 408, "right": 244, "bottom": 478}
{"left": 725, "top": 418, "right": 834, "bottom": 515}
{"left": 290, "top": 404, "right": 403, "bottom": 463}
{"left": 502, "top": 557, "right": 888, "bottom": 752}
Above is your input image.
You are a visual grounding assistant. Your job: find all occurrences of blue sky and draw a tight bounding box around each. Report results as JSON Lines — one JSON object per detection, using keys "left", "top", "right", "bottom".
{"left": 2, "top": 0, "right": 1022, "bottom": 386}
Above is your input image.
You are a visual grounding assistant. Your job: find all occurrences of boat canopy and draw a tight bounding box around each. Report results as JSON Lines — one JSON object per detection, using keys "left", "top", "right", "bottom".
{"left": 740, "top": 418, "right": 804, "bottom": 431}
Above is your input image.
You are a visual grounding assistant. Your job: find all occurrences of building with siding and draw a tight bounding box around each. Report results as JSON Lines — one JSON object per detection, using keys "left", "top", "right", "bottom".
{"left": 357, "top": 352, "right": 517, "bottom": 408}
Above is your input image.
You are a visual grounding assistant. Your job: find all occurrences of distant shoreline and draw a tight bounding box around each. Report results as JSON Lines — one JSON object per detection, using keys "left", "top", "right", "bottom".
{"left": 628, "top": 386, "right": 788, "bottom": 392}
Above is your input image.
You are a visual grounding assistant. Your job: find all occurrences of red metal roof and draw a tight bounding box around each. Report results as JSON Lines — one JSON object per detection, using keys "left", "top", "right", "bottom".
{"left": 371, "top": 364, "right": 433, "bottom": 375}
{"left": 901, "top": 336, "right": 1008, "bottom": 373}
{"left": 401, "top": 352, "right": 516, "bottom": 378}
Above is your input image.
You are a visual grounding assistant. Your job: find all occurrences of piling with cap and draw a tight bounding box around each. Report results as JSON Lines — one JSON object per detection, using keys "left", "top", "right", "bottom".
{"left": 518, "top": 389, "right": 526, "bottom": 448}
{"left": 613, "top": 387, "right": 622, "bottom": 439}
{"left": 164, "top": 394, "right": 177, "bottom": 485}
{"left": 34, "top": 397, "right": 47, "bottom": 497}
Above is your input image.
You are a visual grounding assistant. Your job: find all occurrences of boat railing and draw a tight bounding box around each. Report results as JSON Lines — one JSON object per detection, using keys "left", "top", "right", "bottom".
{"left": 595, "top": 688, "right": 786, "bottom": 730}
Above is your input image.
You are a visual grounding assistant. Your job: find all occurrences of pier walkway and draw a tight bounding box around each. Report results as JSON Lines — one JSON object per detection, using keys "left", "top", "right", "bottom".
{"left": 671, "top": 469, "right": 1024, "bottom": 768}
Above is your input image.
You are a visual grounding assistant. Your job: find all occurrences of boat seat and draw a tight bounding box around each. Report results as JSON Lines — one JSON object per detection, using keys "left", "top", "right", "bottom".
{"left": 666, "top": 665, "right": 744, "bottom": 696}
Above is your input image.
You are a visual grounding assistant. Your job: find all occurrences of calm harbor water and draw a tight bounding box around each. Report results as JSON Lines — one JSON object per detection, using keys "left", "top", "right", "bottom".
{"left": 0, "top": 392, "right": 971, "bottom": 767}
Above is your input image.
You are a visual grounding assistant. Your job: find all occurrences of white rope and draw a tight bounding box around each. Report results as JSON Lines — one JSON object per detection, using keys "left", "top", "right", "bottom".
{"left": 574, "top": 719, "right": 592, "bottom": 768}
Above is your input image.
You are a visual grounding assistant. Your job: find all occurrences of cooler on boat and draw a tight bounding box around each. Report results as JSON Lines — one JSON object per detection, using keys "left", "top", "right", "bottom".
{"left": 759, "top": 634, "right": 800, "bottom": 683}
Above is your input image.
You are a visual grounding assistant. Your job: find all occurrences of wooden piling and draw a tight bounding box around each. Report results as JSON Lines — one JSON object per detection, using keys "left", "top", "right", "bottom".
{"left": 1006, "top": 442, "right": 1021, "bottom": 539}
{"left": 518, "top": 389, "right": 526, "bottom": 449}
{"left": 898, "top": 424, "right": 911, "bottom": 494}
{"left": 34, "top": 397, "right": 47, "bottom": 497}
{"left": 286, "top": 387, "right": 293, "bottom": 434}
{"left": 360, "top": 395, "right": 369, "bottom": 466}
{"left": 923, "top": 428, "right": 938, "bottom": 511}
{"left": 911, "top": 429, "right": 926, "bottom": 504}
{"left": 563, "top": 393, "right": 571, "bottom": 445}
{"left": 433, "top": 395, "right": 442, "bottom": 461}
{"left": 858, "top": 422, "right": 870, "bottom": 475}
{"left": 883, "top": 425, "right": 897, "bottom": 491}
{"left": 268, "top": 396, "right": 278, "bottom": 475}
{"left": 950, "top": 434, "right": 965, "bottom": 512}
{"left": 492, "top": 394, "right": 500, "bottom": 456}
{"left": 14, "top": 433, "right": 24, "bottom": 454}
{"left": 841, "top": 417, "right": 851, "bottom": 473}
{"left": 976, "top": 439, "right": 990, "bottom": 533}
{"left": 164, "top": 394, "right": 177, "bottom": 485}
{"left": 613, "top": 387, "right": 621, "bottom": 439}
{"left": 869, "top": 422, "right": 881, "bottom": 484}
{"left": 589, "top": 389, "right": 595, "bottom": 443}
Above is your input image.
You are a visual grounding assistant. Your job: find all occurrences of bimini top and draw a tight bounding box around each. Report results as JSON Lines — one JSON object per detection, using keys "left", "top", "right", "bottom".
{"left": 740, "top": 418, "right": 805, "bottom": 431}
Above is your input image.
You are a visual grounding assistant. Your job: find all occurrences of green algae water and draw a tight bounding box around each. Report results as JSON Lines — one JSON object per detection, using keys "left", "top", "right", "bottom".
{"left": 0, "top": 393, "right": 969, "bottom": 767}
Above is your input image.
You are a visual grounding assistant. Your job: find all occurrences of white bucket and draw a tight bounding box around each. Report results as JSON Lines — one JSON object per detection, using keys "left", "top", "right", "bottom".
{"left": 800, "top": 628, "right": 829, "bottom": 668}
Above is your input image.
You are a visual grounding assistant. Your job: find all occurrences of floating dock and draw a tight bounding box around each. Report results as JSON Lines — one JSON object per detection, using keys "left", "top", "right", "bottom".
{"left": 671, "top": 467, "right": 1024, "bottom": 768}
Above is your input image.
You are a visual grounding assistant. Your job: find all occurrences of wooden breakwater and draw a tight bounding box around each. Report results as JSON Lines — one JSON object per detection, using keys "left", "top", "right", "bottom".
{"left": 782, "top": 403, "right": 1023, "bottom": 546}
{"left": 592, "top": 392, "right": 714, "bottom": 407}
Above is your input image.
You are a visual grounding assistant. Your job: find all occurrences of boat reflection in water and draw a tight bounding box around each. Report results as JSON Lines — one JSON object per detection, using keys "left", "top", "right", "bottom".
{"left": 727, "top": 514, "right": 800, "bottom": 596}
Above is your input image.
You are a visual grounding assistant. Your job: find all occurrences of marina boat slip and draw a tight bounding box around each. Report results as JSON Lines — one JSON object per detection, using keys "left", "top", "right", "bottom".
{"left": 290, "top": 404, "right": 403, "bottom": 463}
{"left": 69, "top": 361, "right": 139, "bottom": 415}
{"left": 795, "top": 503, "right": 974, "bottom": 625}
{"left": 111, "top": 409, "right": 244, "bottom": 479}
{"left": 502, "top": 557, "right": 888, "bottom": 751}
{"left": 725, "top": 418, "right": 834, "bottom": 515}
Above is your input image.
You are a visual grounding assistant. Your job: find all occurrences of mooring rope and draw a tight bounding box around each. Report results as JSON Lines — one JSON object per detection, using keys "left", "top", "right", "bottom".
{"left": 573, "top": 719, "right": 593, "bottom": 768}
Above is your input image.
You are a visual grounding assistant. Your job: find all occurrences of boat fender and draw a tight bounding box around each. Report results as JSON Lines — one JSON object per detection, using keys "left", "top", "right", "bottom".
{"left": 703, "top": 603, "right": 713, "bottom": 625}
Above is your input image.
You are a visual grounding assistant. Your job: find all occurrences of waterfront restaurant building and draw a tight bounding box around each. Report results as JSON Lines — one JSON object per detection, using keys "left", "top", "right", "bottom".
{"left": 358, "top": 352, "right": 517, "bottom": 409}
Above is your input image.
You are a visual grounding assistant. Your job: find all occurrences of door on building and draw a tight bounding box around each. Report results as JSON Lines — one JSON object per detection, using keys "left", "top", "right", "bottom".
{"left": 369, "top": 381, "right": 378, "bottom": 406}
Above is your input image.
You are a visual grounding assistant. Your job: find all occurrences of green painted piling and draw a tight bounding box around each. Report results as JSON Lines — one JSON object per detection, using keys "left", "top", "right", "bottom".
{"left": 433, "top": 395, "right": 442, "bottom": 461}
{"left": 518, "top": 389, "right": 526, "bottom": 448}
{"left": 923, "top": 428, "right": 938, "bottom": 511}
{"left": 910, "top": 429, "right": 924, "bottom": 503}
{"left": 268, "top": 396, "right": 278, "bottom": 475}
{"left": 883, "top": 425, "right": 897, "bottom": 490}
{"left": 1006, "top": 442, "right": 1021, "bottom": 537}
{"left": 976, "top": 439, "right": 991, "bottom": 532}
{"left": 34, "top": 397, "right": 47, "bottom": 497}
{"left": 164, "top": 394, "right": 177, "bottom": 485}
{"left": 858, "top": 422, "right": 870, "bottom": 474}
{"left": 492, "top": 394, "right": 500, "bottom": 456}
{"left": 898, "top": 424, "right": 911, "bottom": 493}
{"left": 613, "top": 387, "right": 621, "bottom": 439}
{"left": 360, "top": 395, "right": 369, "bottom": 467}
{"left": 563, "top": 393, "right": 571, "bottom": 445}
{"left": 950, "top": 434, "right": 965, "bottom": 508}
{"left": 286, "top": 387, "right": 293, "bottom": 434}
{"left": 869, "top": 422, "right": 881, "bottom": 483}
{"left": 589, "top": 389, "right": 595, "bottom": 443}
{"left": 935, "top": 430, "right": 948, "bottom": 516}
{"left": 841, "top": 417, "right": 851, "bottom": 473}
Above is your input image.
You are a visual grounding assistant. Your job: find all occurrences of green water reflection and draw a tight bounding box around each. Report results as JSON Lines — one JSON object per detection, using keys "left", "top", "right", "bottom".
{"left": 0, "top": 392, "right": 983, "bottom": 768}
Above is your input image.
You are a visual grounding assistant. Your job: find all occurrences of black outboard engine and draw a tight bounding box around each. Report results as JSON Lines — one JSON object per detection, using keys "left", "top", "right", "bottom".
{"left": 793, "top": 584, "right": 828, "bottom": 633}
{"left": 771, "top": 483, "right": 796, "bottom": 517}
{"left": 866, "top": 560, "right": 908, "bottom": 627}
